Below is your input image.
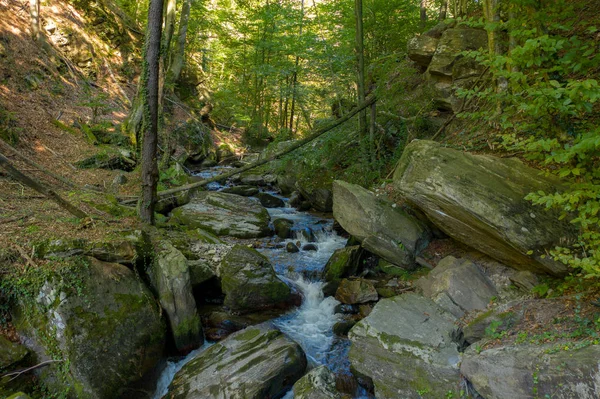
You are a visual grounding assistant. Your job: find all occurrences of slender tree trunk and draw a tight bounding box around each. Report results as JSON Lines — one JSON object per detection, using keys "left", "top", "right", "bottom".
{"left": 289, "top": 0, "right": 305, "bottom": 132}
{"left": 140, "top": 0, "right": 164, "bottom": 225}
{"left": 168, "top": 0, "right": 191, "bottom": 83}
{"left": 420, "top": 0, "right": 428, "bottom": 28}
{"left": 162, "top": 0, "right": 177, "bottom": 57}
{"left": 29, "top": 0, "right": 41, "bottom": 41}
{"left": 439, "top": 0, "right": 448, "bottom": 20}
{"left": 354, "top": 0, "right": 367, "bottom": 139}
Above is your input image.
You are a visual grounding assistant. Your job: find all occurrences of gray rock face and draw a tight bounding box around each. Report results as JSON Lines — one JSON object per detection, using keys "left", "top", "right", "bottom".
{"left": 151, "top": 242, "right": 203, "bottom": 353}
{"left": 348, "top": 293, "right": 461, "bottom": 398}
{"left": 296, "top": 183, "right": 334, "bottom": 212}
{"left": 416, "top": 256, "right": 497, "bottom": 317}
{"left": 461, "top": 344, "right": 600, "bottom": 399}
{"left": 240, "top": 174, "right": 266, "bottom": 186}
{"left": 427, "top": 28, "right": 488, "bottom": 78}
{"left": 333, "top": 180, "right": 430, "bottom": 269}
{"left": 393, "top": 140, "right": 574, "bottom": 275}
{"left": 15, "top": 258, "right": 165, "bottom": 399}
{"left": 335, "top": 279, "right": 378, "bottom": 304}
{"left": 171, "top": 192, "right": 271, "bottom": 239}
{"left": 220, "top": 245, "right": 291, "bottom": 313}
{"left": 408, "top": 34, "right": 440, "bottom": 67}
{"left": 166, "top": 324, "right": 307, "bottom": 399}
{"left": 293, "top": 366, "right": 342, "bottom": 399}
{"left": 257, "top": 192, "right": 285, "bottom": 208}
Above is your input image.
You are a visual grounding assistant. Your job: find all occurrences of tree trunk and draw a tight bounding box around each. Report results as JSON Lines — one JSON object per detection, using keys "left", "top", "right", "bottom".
{"left": 289, "top": 0, "right": 305, "bottom": 132}
{"left": 168, "top": 0, "right": 191, "bottom": 84}
{"left": 439, "top": 0, "right": 448, "bottom": 20}
{"left": 162, "top": 0, "right": 177, "bottom": 57}
{"left": 420, "top": 0, "right": 428, "bottom": 28}
{"left": 29, "top": 0, "right": 41, "bottom": 41}
{"left": 140, "top": 0, "right": 164, "bottom": 225}
{"left": 354, "top": 0, "right": 367, "bottom": 139}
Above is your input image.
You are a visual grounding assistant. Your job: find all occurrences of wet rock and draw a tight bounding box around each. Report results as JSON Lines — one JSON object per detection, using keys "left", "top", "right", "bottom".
{"left": 335, "top": 279, "right": 378, "bottom": 304}
{"left": 257, "top": 192, "right": 285, "bottom": 208}
{"left": 322, "top": 246, "right": 362, "bottom": 291}
{"left": 221, "top": 185, "right": 259, "bottom": 196}
{"left": 171, "top": 192, "right": 271, "bottom": 239}
{"left": 348, "top": 293, "right": 461, "bottom": 398}
{"left": 150, "top": 242, "right": 203, "bottom": 353}
{"left": 393, "top": 140, "right": 575, "bottom": 276}
{"left": 334, "top": 303, "right": 359, "bottom": 315}
{"left": 220, "top": 245, "right": 291, "bottom": 313}
{"left": 333, "top": 320, "right": 356, "bottom": 337}
{"left": 462, "top": 343, "right": 600, "bottom": 399}
{"left": 296, "top": 184, "right": 333, "bottom": 212}
{"left": 166, "top": 324, "right": 307, "bottom": 399}
{"left": 289, "top": 191, "right": 304, "bottom": 208}
{"left": 302, "top": 244, "right": 318, "bottom": 251}
{"left": 300, "top": 228, "right": 317, "bottom": 242}
{"left": 274, "top": 218, "right": 294, "bottom": 239}
{"left": 416, "top": 256, "right": 497, "bottom": 318}
{"left": 14, "top": 258, "right": 165, "bottom": 399}
{"left": 286, "top": 242, "right": 300, "bottom": 253}
{"left": 293, "top": 366, "right": 342, "bottom": 399}
{"left": 333, "top": 180, "right": 430, "bottom": 269}
{"left": 298, "top": 201, "right": 312, "bottom": 211}
{"left": 240, "top": 174, "right": 266, "bottom": 186}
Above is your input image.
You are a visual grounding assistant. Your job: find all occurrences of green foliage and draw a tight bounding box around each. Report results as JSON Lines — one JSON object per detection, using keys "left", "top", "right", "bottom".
{"left": 458, "top": 0, "right": 600, "bottom": 277}
{"left": 79, "top": 87, "right": 113, "bottom": 125}
{"left": 0, "top": 106, "right": 21, "bottom": 145}
{"left": 485, "top": 320, "right": 507, "bottom": 339}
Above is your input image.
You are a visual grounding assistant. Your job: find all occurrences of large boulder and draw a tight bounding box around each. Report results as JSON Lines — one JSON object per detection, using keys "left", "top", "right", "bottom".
{"left": 427, "top": 28, "right": 488, "bottom": 78}
{"left": 166, "top": 324, "right": 307, "bottom": 399}
{"left": 171, "top": 192, "right": 271, "bottom": 239}
{"left": 416, "top": 256, "right": 497, "bottom": 318}
{"left": 220, "top": 245, "right": 291, "bottom": 313}
{"left": 14, "top": 258, "right": 165, "bottom": 399}
{"left": 333, "top": 180, "right": 430, "bottom": 269}
{"left": 348, "top": 293, "right": 461, "bottom": 398}
{"left": 293, "top": 366, "right": 342, "bottom": 399}
{"left": 256, "top": 192, "right": 285, "bottom": 208}
{"left": 150, "top": 242, "right": 203, "bottom": 353}
{"left": 461, "top": 343, "right": 600, "bottom": 399}
{"left": 296, "top": 183, "right": 334, "bottom": 212}
{"left": 407, "top": 34, "right": 440, "bottom": 67}
{"left": 335, "top": 278, "right": 378, "bottom": 304}
{"left": 393, "top": 140, "right": 574, "bottom": 275}
{"left": 0, "top": 336, "right": 28, "bottom": 371}
{"left": 322, "top": 245, "right": 362, "bottom": 292}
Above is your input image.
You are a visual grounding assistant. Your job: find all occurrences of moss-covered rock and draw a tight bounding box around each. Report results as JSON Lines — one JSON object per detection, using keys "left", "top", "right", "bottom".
{"left": 0, "top": 336, "right": 28, "bottom": 371}
{"left": 348, "top": 293, "right": 461, "bottom": 398}
{"left": 273, "top": 218, "right": 294, "bottom": 239}
{"left": 221, "top": 185, "right": 259, "bottom": 197}
{"left": 293, "top": 366, "right": 341, "bottom": 399}
{"left": 166, "top": 324, "right": 307, "bottom": 398}
{"left": 14, "top": 257, "right": 165, "bottom": 399}
{"left": 220, "top": 245, "right": 291, "bottom": 313}
{"left": 322, "top": 245, "right": 362, "bottom": 290}
{"left": 335, "top": 278, "right": 378, "bottom": 304}
{"left": 171, "top": 192, "right": 271, "bottom": 239}
{"left": 393, "top": 140, "right": 575, "bottom": 276}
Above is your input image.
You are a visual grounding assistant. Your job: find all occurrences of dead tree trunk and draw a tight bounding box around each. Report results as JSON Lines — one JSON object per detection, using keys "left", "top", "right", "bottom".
{"left": 0, "top": 153, "right": 87, "bottom": 218}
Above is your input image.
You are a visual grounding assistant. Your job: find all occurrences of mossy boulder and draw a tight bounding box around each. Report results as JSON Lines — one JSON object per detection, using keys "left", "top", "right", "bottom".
{"left": 393, "top": 140, "right": 575, "bottom": 276}
{"left": 273, "top": 218, "right": 294, "bottom": 239}
{"left": 172, "top": 121, "right": 216, "bottom": 166}
{"left": 426, "top": 28, "right": 487, "bottom": 78}
{"left": 256, "top": 192, "right": 285, "bottom": 208}
{"left": 293, "top": 366, "right": 342, "bottom": 399}
{"left": 166, "top": 324, "right": 307, "bottom": 399}
{"left": 14, "top": 257, "right": 165, "bottom": 399}
{"left": 335, "top": 278, "right": 378, "bottom": 304}
{"left": 296, "top": 183, "right": 334, "bottom": 212}
{"left": 149, "top": 242, "right": 203, "bottom": 353}
{"left": 171, "top": 192, "right": 271, "bottom": 239}
{"left": 221, "top": 185, "right": 259, "bottom": 196}
{"left": 220, "top": 245, "right": 291, "bottom": 313}
{"left": 322, "top": 245, "right": 362, "bottom": 291}
{"left": 461, "top": 343, "right": 600, "bottom": 399}
{"left": 75, "top": 150, "right": 136, "bottom": 172}
{"left": 333, "top": 180, "right": 431, "bottom": 269}
{"left": 348, "top": 293, "right": 461, "bottom": 398}
{"left": 407, "top": 34, "right": 439, "bottom": 67}
{"left": 0, "top": 336, "right": 28, "bottom": 371}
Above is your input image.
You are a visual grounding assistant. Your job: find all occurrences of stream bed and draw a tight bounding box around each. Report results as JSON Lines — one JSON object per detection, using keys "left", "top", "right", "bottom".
{"left": 153, "top": 169, "right": 372, "bottom": 398}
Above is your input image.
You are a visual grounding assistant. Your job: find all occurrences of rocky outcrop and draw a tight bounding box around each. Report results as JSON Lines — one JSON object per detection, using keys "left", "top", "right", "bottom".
{"left": 166, "top": 324, "right": 307, "bottom": 399}
{"left": 416, "top": 256, "right": 497, "bottom": 317}
{"left": 171, "top": 192, "right": 271, "bottom": 239}
{"left": 296, "top": 183, "right": 334, "bottom": 212}
{"left": 335, "top": 278, "right": 378, "bottom": 304}
{"left": 348, "top": 293, "right": 461, "bottom": 398}
{"left": 293, "top": 366, "right": 342, "bottom": 399}
{"left": 150, "top": 242, "right": 203, "bottom": 353}
{"left": 15, "top": 258, "right": 165, "bottom": 399}
{"left": 407, "top": 34, "right": 439, "bottom": 67}
{"left": 393, "top": 140, "right": 574, "bottom": 275}
{"left": 220, "top": 245, "right": 291, "bottom": 313}
{"left": 333, "top": 180, "right": 430, "bottom": 269}
{"left": 461, "top": 343, "right": 600, "bottom": 399}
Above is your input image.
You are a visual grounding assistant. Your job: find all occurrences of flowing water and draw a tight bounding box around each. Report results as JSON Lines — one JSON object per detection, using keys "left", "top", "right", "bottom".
{"left": 153, "top": 170, "right": 372, "bottom": 398}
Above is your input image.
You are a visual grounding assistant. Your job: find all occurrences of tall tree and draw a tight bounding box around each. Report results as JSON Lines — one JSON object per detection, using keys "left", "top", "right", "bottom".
{"left": 354, "top": 0, "right": 366, "bottom": 138}
{"left": 29, "top": 0, "right": 41, "bottom": 42}
{"left": 140, "top": 0, "right": 164, "bottom": 224}
{"left": 167, "top": 0, "right": 192, "bottom": 84}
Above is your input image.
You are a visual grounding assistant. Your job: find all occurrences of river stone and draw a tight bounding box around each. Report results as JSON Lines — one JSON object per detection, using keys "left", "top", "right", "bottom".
{"left": 274, "top": 218, "right": 294, "bottom": 239}
{"left": 293, "top": 366, "right": 342, "bottom": 399}
{"left": 407, "top": 34, "right": 439, "bottom": 67}
{"left": 221, "top": 245, "right": 291, "bottom": 313}
{"left": 348, "top": 293, "right": 461, "bottom": 398}
{"left": 0, "top": 336, "right": 28, "bottom": 370}
{"left": 14, "top": 257, "right": 165, "bottom": 399}
{"left": 257, "top": 192, "right": 285, "bottom": 208}
{"left": 221, "top": 185, "right": 259, "bottom": 196}
{"left": 322, "top": 245, "right": 362, "bottom": 289}
{"left": 171, "top": 191, "right": 271, "bottom": 239}
{"left": 416, "top": 256, "right": 497, "bottom": 318}
{"left": 240, "top": 174, "right": 265, "bottom": 186}
{"left": 166, "top": 324, "right": 307, "bottom": 399}
{"left": 302, "top": 243, "right": 318, "bottom": 251}
{"left": 287, "top": 242, "right": 300, "bottom": 253}
{"left": 335, "top": 278, "right": 378, "bottom": 304}
{"left": 296, "top": 183, "right": 334, "bottom": 213}
{"left": 187, "top": 259, "right": 216, "bottom": 286}
{"left": 150, "top": 242, "right": 203, "bottom": 353}
{"left": 277, "top": 175, "right": 297, "bottom": 195}
{"left": 393, "top": 140, "right": 575, "bottom": 275}
{"left": 333, "top": 180, "right": 430, "bottom": 269}
{"left": 427, "top": 28, "right": 488, "bottom": 78}
{"left": 461, "top": 343, "right": 600, "bottom": 399}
